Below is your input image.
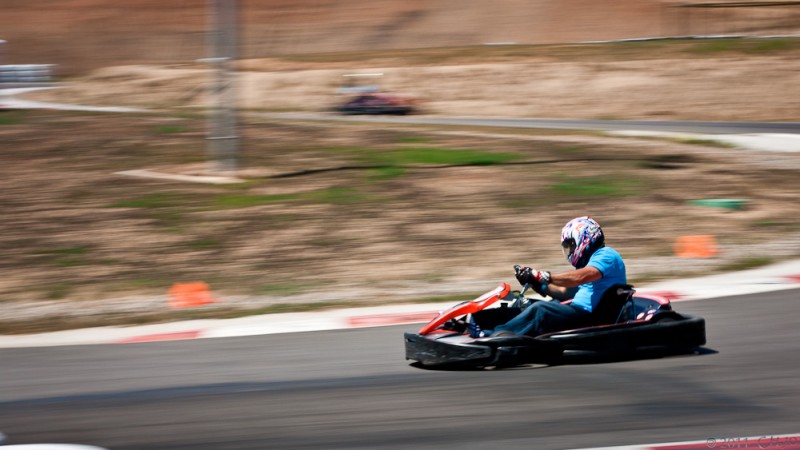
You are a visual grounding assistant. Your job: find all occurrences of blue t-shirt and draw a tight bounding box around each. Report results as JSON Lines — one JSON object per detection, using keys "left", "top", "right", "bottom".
{"left": 570, "top": 246, "right": 626, "bottom": 312}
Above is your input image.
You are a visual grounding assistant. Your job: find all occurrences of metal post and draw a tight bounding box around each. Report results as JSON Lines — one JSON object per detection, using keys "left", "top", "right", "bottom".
{"left": 0, "top": 40, "right": 6, "bottom": 74}
{"left": 207, "top": 0, "right": 239, "bottom": 173}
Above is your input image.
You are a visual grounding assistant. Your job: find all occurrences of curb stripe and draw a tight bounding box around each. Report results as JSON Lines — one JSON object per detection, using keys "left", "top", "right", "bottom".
{"left": 347, "top": 311, "right": 438, "bottom": 327}
{"left": 117, "top": 330, "right": 202, "bottom": 343}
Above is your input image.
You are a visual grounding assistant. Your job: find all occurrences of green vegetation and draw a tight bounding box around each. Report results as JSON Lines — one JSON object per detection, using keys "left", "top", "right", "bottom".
{"left": 717, "top": 257, "right": 773, "bottom": 272}
{"left": 42, "top": 283, "right": 74, "bottom": 300}
{"left": 672, "top": 138, "right": 735, "bottom": 148}
{"left": 323, "top": 145, "right": 520, "bottom": 167}
{"left": 213, "top": 187, "right": 365, "bottom": 209}
{"left": 0, "top": 111, "right": 25, "bottom": 125}
{"left": 34, "top": 246, "right": 90, "bottom": 256}
{"left": 33, "top": 247, "right": 91, "bottom": 267}
{"left": 550, "top": 175, "right": 643, "bottom": 197}
{"left": 370, "top": 146, "right": 520, "bottom": 166}
{"left": 687, "top": 38, "right": 800, "bottom": 55}
{"left": 187, "top": 237, "right": 224, "bottom": 251}
{"left": 281, "top": 38, "right": 800, "bottom": 66}
{"left": 397, "top": 136, "right": 433, "bottom": 144}
{"left": 212, "top": 193, "right": 300, "bottom": 209}
{"left": 155, "top": 125, "right": 188, "bottom": 134}
{"left": 109, "top": 193, "right": 187, "bottom": 209}
{"left": 365, "top": 166, "right": 407, "bottom": 181}
{"left": 254, "top": 283, "right": 312, "bottom": 296}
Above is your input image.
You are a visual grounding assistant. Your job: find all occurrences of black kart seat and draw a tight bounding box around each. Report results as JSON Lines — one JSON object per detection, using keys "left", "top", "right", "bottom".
{"left": 590, "top": 284, "right": 635, "bottom": 325}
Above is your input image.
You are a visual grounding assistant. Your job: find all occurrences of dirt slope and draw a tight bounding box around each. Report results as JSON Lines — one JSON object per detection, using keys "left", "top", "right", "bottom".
{"left": 2, "top": 0, "right": 796, "bottom": 75}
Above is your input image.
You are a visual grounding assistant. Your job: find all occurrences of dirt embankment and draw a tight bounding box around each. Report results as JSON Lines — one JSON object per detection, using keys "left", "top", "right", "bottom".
{"left": 2, "top": 0, "right": 798, "bottom": 75}
{"left": 0, "top": 107, "right": 799, "bottom": 333}
{"left": 31, "top": 48, "right": 800, "bottom": 122}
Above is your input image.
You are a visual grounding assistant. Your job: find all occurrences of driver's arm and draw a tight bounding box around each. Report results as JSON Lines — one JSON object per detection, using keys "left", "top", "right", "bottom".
{"left": 543, "top": 266, "right": 603, "bottom": 300}
{"left": 542, "top": 285, "right": 578, "bottom": 301}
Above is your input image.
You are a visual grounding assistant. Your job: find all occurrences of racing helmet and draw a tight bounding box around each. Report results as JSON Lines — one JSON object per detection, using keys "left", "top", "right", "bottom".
{"left": 560, "top": 216, "right": 605, "bottom": 268}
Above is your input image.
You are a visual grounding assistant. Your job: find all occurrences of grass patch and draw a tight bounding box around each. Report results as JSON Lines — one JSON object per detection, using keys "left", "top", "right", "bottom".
{"left": 0, "top": 111, "right": 25, "bottom": 125}
{"left": 277, "top": 38, "right": 800, "bottom": 68}
{"left": 324, "top": 145, "right": 521, "bottom": 168}
{"left": 187, "top": 237, "right": 224, "bottom": 251}
{"left": 213, "top": 187, "right": 366, "bottom": 209}
{"left": 33, "top": 246, "right": 92, "bottom": 267}
{"left": 365, "top": 166, "right": 407, "bottom": 181}
{"left": 155, "top": 125, "right": 188, "bottom": 134}
{"left": 213, "top": 193, "right": 300, "bottom": 209}
{"left": 717, "top": 257, "right": 773, "bottom": 272}
{"left": 254, "top": 283, "right": 311, "bottom": 296}
{"left": 398, "top": 136, "right": 433, "bottom": 144}
{"left": 687, "top": 38, "right": 800, "bottom": 55}
{"left": 42, "top": 283, "right": 74, "bottom": 300}
{"left": 304, "top": 187, "right": 365, "bottom": 204}
{"left": 748, "top": 39, "right": 795, "bottom": 53}
{"left": 550, "top": 175, "right": 642, "bottom": 197}
{"left": 152, "top": 208, "right": 185, "bottom": 225}
{"left": 672, "top": 138, "right": 735, "bottom": 148}
{"left": 119, "top": 277, "right": 173, "bottom": 290}
{"left": 751, "top": 219, "right": 799, "bottom": 231}
{"left": 34, "top": 246, "right": 90, "bottom": 256}
{"left": 109, "top": 193, "right": 187, "bottom": 209}
{"left": 366, "top": 146, "right": 521, "bottom": 166}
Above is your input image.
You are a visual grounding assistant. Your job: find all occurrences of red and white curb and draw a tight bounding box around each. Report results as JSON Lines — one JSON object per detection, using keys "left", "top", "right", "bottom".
{"left": 572, "top": 433, "right": 800, "bottom": 450}
{"left": 1, "top": 260, "right": 799, "bottom": 349}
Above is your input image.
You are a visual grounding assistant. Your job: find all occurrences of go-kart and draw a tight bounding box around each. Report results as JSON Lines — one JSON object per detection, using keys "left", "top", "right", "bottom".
{"left": 333, "top": 92, "right": 416, "bottom": 115}
{"left": 404, "top": 281, "right": 706, "bottom": 368}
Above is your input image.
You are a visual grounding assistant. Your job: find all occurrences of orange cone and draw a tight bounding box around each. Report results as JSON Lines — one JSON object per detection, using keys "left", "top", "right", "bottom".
{"left": 674, "top": 235, "right": 718, "bottom": 258}
{"left": 168, "top": 282, "right": 215, "bottom": 308}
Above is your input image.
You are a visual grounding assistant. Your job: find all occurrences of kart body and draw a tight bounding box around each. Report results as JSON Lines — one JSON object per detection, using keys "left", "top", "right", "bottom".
{"left": 404, "top": 283, "right": 706, "bottom": 368}
{"left": 334, "top": 92, "right": 416, "bottom": 115}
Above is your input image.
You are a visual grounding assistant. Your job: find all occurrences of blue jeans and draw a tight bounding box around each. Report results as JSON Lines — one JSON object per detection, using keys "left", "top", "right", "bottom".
{"left": 494, "top": 301, "right": 592, "bottom": 337}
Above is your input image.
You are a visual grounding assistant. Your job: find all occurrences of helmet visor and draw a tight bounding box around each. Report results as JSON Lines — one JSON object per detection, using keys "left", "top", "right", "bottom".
{"left": 562, "top": 240, "right": 575, "bottom": 262}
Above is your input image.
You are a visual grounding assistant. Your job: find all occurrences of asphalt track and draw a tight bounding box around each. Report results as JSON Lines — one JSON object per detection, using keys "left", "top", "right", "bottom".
{"left": 2, "top": 288, "right": 799, "bottom": 449}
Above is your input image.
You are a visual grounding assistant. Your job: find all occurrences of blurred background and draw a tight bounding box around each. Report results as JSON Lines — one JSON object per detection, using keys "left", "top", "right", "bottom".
{"left": 1, "top": 1, "right": 799, "bottom": 332}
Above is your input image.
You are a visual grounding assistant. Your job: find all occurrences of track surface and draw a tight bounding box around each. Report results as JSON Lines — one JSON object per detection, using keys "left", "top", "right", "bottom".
{"left": 2, "top": 289, "right": 799, "bottom": 449}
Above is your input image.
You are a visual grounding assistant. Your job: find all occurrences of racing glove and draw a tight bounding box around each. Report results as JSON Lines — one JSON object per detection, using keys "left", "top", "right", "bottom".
{"left": 514, "top": 265, "right": 551, "bottom": 287}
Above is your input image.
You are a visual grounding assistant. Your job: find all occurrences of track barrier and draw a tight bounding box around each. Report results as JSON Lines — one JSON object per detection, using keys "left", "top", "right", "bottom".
{"left": 674, "top": 235, "right": 718, "bottom": 258}
{"left": 168, "top": 282, "right": 216, "bottom": 308}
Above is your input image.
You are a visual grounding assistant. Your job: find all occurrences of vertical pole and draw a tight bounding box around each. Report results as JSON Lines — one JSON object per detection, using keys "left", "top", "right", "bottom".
{"left": 207, "top": 0, "right": 238, "bottom": 173}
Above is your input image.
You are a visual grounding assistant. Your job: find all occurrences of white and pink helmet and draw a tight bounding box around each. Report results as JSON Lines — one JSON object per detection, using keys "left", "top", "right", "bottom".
{"left": 560, "top": 216, "right": 605, "bottom": 268}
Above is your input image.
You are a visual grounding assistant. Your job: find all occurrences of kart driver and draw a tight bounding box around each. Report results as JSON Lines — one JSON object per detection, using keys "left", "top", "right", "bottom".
{"left": 486, "top": 216, "right": 627, "bottom": 337}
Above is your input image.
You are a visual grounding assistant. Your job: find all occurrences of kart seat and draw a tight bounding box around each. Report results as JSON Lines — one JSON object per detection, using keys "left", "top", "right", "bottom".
{"left": 590, "top": 284, "right": 636, "bottom": 325}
